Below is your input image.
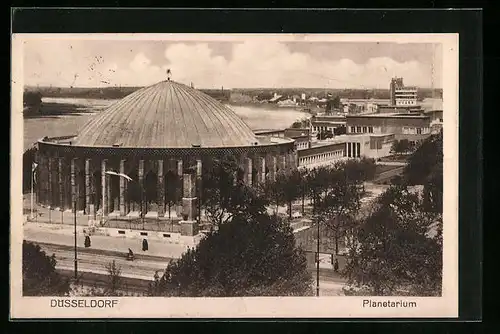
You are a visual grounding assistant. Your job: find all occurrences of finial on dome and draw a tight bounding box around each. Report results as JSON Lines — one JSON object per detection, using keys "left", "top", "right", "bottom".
{"left": 166, "top": 68, "right": 172, "bottom": 81}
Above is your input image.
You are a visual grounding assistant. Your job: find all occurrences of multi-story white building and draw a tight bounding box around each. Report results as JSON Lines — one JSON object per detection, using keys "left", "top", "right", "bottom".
{"left": 394, "top": 86, "right": 418, "bottom": 106}
{"left": 390, "top": 77, "right": 418, "bottom": 106}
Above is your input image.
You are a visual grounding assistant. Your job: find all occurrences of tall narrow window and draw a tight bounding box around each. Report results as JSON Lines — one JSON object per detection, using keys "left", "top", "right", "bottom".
{"left": 368, "top": 126, "right": 373, "bottom": 133}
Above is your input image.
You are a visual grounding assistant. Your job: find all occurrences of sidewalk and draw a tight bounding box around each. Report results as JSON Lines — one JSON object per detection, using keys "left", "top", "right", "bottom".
{"left": 24, "top": 224, "right": 188, "bottom": 259}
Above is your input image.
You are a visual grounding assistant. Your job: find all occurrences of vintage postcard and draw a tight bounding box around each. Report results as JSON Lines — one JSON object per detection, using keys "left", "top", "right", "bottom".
{"left": 11, "top": 33, "right": 458, "bottom": 318}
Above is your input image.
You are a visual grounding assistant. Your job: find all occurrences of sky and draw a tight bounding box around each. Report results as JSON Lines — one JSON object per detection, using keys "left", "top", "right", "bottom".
{"left": 23, "top": 38, "right": 443, "bottom": 89}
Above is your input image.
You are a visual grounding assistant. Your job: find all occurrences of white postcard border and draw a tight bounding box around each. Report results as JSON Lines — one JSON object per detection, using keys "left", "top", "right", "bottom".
{"left": 10, "top": 33, "right": 459, "bottom": 319}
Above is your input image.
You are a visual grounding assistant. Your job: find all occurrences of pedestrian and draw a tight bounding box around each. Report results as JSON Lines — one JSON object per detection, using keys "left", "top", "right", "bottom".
{"left": 142, "top": 238, "right": 149, "bottom": 252}
{"left": 334, "top": 258, "right": 339, "bottom": 272}
{"left": 84, "top": 235, "right": 91, "bottom": 248}
{"left": 127, "top": 248, "right": 134, "bottom": 261}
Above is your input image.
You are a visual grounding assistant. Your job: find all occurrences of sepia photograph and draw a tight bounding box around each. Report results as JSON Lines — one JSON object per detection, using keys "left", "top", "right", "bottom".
{"left": 11, "top": 33, "right": 458, "bottom": 318}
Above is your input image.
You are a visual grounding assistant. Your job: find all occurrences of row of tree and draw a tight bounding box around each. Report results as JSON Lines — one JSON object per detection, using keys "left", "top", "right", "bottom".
{"left": 199, "top": 155, "right": 377, "bottom": 229}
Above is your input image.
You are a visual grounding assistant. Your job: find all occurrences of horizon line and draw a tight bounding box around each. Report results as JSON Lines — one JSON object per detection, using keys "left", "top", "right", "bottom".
{"left": 24, "top": 85, "right": 444, "bottom": 91}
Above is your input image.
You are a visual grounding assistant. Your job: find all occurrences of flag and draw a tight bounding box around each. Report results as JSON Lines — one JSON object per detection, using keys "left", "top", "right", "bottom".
{"left": 105, "top": 170, "right": 133, "bottom": 181}
{"left": 32, "top": 162, "right": 38, "bottom": 185}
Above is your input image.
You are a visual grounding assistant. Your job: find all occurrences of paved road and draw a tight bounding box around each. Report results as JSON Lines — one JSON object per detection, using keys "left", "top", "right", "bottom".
{"left": 38, "top": 243, "right": 171, "bottom": 281}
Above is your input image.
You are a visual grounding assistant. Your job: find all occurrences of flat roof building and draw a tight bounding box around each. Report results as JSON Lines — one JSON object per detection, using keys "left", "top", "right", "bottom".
{"left": 346, "top": 113, "right": 432, "bottom": 142}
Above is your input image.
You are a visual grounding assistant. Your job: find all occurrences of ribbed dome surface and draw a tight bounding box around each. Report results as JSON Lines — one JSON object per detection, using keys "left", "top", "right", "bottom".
{"left": 74, "top": 80, "right": 258, "bottom": 148}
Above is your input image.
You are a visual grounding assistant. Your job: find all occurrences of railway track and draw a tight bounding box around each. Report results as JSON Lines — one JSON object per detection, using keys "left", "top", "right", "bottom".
{"left": 36, "top": 242, "right": 172, "bottom": 281}
{"left": 57, "top": 269, "right": 151, "bottom": 295}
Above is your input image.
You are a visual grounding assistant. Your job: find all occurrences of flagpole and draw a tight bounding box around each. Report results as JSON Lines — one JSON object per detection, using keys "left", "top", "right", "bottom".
{"left": 30, "top": 168, "right": 34, "bottom": 220}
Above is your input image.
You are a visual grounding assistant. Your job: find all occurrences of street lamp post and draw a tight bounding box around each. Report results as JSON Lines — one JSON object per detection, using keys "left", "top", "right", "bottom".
{"left": 73, "top": 198, "right": 78, "bottom": 280}
{"left": 140, "top": 185, "right": 145, "bottom": 230}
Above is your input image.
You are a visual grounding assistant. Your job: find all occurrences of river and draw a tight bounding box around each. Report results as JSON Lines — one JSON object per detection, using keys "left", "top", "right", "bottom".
{"left": 23, "top": 98, "right": 310, "bottom": 151}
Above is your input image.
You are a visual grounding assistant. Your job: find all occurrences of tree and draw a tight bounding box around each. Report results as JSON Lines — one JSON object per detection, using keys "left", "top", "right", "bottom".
{"left": 200, "top": 154, "right": 240, "bottom": 227}
{"left": 297, "top": 168, "right": 309, "bottom": 216}
{"left": 272, "top": 170, "right": 302, "bottom": 219}
{"left": 201, "top": 154, "right": 269, "bottom": 229}
{"left": 325, "top": 96, "right": 341, "bottom": 112}
{"left": 317, "top": 168, "right": 363, "bottom": 255}
{"left": 333, "top": 126, "right": 347, "bottom": 136}
{"left": 105, "top": 260, "right": 122, "bottom": 295}
{"left": 23, "top": 241, "right": 70, "bottom": 296}
{"left": 403, "top": 131, "right": 443, "bottom": 213}
{"left": 316, "top": 130, "right": 333, "bottom": 140}
{"left": 343, "top": 157, "right": 377, "bottom": 192}
{"left": 390, "top": 139, "right": 411, "bottom": 157}
{"left": 306, "top": 166, "right": 333, "bottom": 214}
{"left": 23, "top": 91, "right": 42, "bottom": 108}
{"left": 260, "top": 177, "right": 284, "bottom": 216}
{"left": 23, "top": 146, "right": 37, "bottom": 193}
{"left": 70, "top": 261, "right": 129, "bottom": 297}
{"left": 149, "top": 213, "right": 313, "bottom": 297}
{"left": 342, "top": 186, "right": 442, "bottom": 296}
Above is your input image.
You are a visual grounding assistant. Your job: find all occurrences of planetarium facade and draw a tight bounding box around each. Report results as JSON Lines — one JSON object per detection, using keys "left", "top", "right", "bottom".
{"left": 35, "top": 79, "right": 296, "bottom": 235}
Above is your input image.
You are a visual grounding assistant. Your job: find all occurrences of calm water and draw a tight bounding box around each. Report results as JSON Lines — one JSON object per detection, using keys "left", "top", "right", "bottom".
{"left": 24, "top": 98, "right": 310, "bottom": 151}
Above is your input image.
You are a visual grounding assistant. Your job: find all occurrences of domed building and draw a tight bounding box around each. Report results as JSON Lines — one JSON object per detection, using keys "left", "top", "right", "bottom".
{"left": 34, "top": 79, "right": 297, "bottom": 235}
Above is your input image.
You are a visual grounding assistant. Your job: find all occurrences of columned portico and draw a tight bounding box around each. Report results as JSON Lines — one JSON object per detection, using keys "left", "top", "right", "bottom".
{"left": 245, "top": 157, "right": 253, "bottom": 186}
{"left": 260, "top": 156, "right": 266, "bottom": 184}
{"left": 85, "top": 159, "right": 91, "bottom": 214}
{"left": 176, "top": 159, "right": 183, "bottom": 217}
{"left": 119, "top": 159, "right": 126, "bottom": 216}
{"left": 157, "top": 159, "right": 165, "bottom": 216}
{"left": 101, "top": 159, "right": 108, "bottom": 216}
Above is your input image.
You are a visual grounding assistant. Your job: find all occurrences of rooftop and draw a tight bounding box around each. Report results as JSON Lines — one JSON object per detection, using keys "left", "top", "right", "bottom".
{"left": 72, "top": 80, "right": 259, "bottom": 148}
{"left": 346, "top": 113, "right": 429, "bottom": 119}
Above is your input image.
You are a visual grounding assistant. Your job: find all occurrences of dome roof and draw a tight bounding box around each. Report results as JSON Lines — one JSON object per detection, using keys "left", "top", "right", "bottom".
{"left": 73, "top": 80, "right": 258, "bottom": 148}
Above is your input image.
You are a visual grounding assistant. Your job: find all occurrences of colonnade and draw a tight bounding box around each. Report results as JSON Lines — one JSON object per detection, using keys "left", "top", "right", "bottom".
{"left": 36, "top": 150, "right": 297, "bottom": 219}
{"left": 298, "top": 149, "right": 344, "bottom": 167}
{"left": 346, "top": 142, "right": 361, "bottom": 158}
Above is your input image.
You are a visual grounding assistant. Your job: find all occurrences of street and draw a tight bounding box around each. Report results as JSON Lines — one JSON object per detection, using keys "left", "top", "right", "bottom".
{"left": 38, "top": 242, "right": 170, "bottom": 281}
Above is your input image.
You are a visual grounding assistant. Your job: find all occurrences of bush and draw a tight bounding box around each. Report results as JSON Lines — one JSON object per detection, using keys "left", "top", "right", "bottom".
{"left": 150, "top": 213, "right": 313, "bottom": 297}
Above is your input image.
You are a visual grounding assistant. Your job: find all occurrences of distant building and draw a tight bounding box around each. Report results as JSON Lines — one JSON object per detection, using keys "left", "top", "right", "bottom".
{"left": 310, "top": 115, "right": 346, "bottom": 133}
{"left": 277, "top": 99, "right": 298, "bottom": 107}
{"left": 377, "top": 104, "right": 423, "bottom": 114}
{"left": 298, "top": 141, "right": 345, "bottom": 169}
{"left": 284, "top": 128, "right": 311, "bottom": 150}
{"left": 269, "top": 93, "right": 286, "bottom": 103}
{"left": 390, "top": 77, "right": 418, "bottom": 106}
{"left": 346, "top": 113, "right": 432, "bottom": 143}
